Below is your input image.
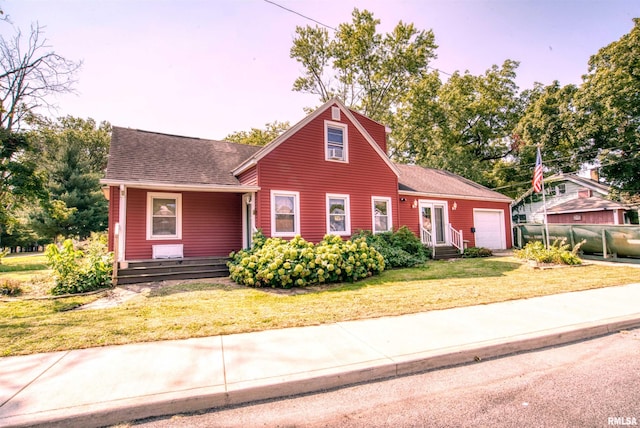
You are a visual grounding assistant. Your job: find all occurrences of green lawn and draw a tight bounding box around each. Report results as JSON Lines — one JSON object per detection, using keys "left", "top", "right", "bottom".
{"left": 1, "top": 255, "right": 638, "bottom": 357}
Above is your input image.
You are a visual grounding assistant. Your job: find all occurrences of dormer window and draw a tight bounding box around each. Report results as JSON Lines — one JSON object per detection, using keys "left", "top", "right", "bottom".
{"left": 325, "top": 121, "right": 348, "bottom": 162}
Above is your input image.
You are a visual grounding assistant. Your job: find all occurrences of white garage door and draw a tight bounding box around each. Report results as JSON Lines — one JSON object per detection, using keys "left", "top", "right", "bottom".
{"left": 473, "top": 209, "right": 506, "bottom": 249}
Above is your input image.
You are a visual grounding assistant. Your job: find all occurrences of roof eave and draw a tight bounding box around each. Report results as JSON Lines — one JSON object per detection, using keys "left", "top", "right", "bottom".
{"left": 398, "top": 189, "right": 512, "bottom": 203}
{"left": 100, "top": 179, "right": 260, "bottom": 193}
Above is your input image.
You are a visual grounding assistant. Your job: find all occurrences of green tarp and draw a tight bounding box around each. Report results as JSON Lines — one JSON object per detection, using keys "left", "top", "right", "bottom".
{"left": 514, "top": 224, "right": 640, "bottom": 258}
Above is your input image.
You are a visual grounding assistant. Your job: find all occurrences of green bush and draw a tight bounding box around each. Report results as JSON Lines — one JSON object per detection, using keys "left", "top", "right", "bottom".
{"left": 228, "top": 232, "right": 385, "bottom": 288}
{"left": 0, "top": 278, "right": 22, "bottom": 296}
{"left": 46, "top": 234, "right": 113, "bottom": 295}
{"left": 514, "top": 239, "right": 583, "bottom": 265}
{"left": 463, "top": 247, "right": 493, "bottom": 258}
{"left": 352, "top": 226, "right": 430, "bottom": 268}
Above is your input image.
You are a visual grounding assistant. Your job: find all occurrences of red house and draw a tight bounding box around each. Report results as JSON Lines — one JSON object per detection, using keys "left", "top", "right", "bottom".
{"left": 102, "top": 98, "right": 512, "bottom": 282}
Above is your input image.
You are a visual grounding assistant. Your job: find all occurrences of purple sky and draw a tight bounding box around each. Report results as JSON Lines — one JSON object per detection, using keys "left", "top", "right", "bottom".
{"left": 6, "top": 0, "right": 639, "bottom": 139}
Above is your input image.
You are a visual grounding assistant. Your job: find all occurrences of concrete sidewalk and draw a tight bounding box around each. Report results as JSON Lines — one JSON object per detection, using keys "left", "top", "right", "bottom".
{"left": 2, "top": 283, "right": 640, "bottom": 428}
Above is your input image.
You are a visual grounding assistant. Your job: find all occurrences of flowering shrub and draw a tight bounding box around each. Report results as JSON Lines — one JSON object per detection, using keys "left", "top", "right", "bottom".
{"left": 514, "top": 239, "right": 583, "bottom": 265}
{"left": 228, "top": 232, "right": 385, "bottom": 288}
{"left": 46, "top": 234, "right": 113, "bottom": 295}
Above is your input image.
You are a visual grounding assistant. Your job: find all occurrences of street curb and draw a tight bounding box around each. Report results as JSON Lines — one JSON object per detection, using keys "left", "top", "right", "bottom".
{"left": 4, "top": 314, "right": 640, "bottom": 428}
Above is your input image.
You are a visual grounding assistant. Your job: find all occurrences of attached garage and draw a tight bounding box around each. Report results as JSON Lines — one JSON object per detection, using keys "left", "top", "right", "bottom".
{"left": 473, "top": 209, "right": 507, "bottom": 249}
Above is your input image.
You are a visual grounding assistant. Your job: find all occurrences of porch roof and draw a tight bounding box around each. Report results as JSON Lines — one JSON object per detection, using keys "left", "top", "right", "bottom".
{"left": 105, "top": 127, "right": 260, "bottom": 186}
{"left": 396, "top": 164, "right": 512, "bottom": 203}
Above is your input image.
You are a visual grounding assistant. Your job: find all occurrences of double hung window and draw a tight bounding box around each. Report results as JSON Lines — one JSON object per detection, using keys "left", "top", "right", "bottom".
{"left": 326, "top": 194, "right": 350, "bottom": 236}
{"left": 147, "top": 192, "right": 182, "bottom": 239}
{"left": 271, "top": 191, "right": 300, "bottom": 237}
{"left": 325, "top": 121, "right": 348, "bottom": 162}
{"left": 372, "top": 197, "right": 392, "bottom": 233}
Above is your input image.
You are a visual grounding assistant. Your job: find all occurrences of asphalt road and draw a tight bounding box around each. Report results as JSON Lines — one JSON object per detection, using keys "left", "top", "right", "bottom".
{"left": 124, "top": 329, "right": 640, "bottom": 428}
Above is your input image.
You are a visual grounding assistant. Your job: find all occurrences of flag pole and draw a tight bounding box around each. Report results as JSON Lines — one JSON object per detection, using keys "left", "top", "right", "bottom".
{"left": 540, "top": 171, "right": 550, "bottom": 250}
{"left": 535, "top": 144, "right": 550, "bottom": 249}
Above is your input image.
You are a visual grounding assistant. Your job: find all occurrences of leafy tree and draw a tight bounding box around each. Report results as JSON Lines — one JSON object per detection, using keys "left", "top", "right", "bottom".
{"left": 290, "top": 8, "right": 437, "bottom": 123}
{"left": 0, "top": 128, "right": 46, "bottom": 240}
{"left": 491, "top": 82, "right": 580, "bottom": 198}
{"left": 0, "top": 22, "right": 81, "bottom": 131}
{"left": 29, "top": 117, "right": 111, "bottom": 240}
{"left": 391, "top": 60, "right": 524, "bottom": 187}
{"left": 224, "top": 121, "right": 290, "bottom": 146}
{"left": 573, "top": 18, "right": 640, "bottom": 193}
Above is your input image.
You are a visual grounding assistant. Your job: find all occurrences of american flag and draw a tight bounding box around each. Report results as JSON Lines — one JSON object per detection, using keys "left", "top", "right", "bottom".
{"left": 532, "top": 147, "right": 543, "bottom": 193}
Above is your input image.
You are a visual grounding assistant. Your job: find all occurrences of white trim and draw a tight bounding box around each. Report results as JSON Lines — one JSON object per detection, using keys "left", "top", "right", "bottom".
{"left": 472, "top": 208, "right": 506, "bottom": 250}
{"left": 232, "top": 97, "right": 399, "bottom": 177}
{"left": 118, "top": 185, "right": 126, "bottom": 262}
{"left": 271, "top": 190, "right": 301, "bottom": 237}
{"left": 417, "top": 199, "right": 450, "bottom": 245}
{"left": 147, "top": 192, "right": 183, "bottom": 240}
{"left": 324, "top": 120, "right": 348, "bottom": 163}
{"left": 242, "top": 193, "right": 256, "bottom": 249}
{"left": 372, "top": 196, "right": 393, "bottom": 233}
{"left": 399, "top": 189, "right": 512, "bottom": 204}
{"left": 326, "top": 193, "right": 351, "bottom": 236}
{"left": 100, "top": 179, "right": 259, "bottom": 193}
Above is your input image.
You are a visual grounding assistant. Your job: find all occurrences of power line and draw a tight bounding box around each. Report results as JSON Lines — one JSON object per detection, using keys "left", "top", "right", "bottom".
{"left": 264, "top": 0, "right": 455, "bottom": 77}
{"left": 263, "top": 0, "right": 337, "bottom": 31}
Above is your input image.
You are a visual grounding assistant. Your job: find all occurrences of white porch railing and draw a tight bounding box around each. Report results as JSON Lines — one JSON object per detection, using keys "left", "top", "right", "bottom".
{"left": 421, "top": 229, "right": 432, "bottom": 247}
{"left": 448, "top": 224, "right": 464, "bottom": 254}
{"left": 422, "top": 229, "right": 435, "bottom": 259}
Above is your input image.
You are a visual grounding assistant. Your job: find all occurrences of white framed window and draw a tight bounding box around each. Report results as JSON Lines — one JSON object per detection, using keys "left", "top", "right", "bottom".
{"left": 326, "top": 194, "right": 351, "bottom": 236}
{"left": 147, "top": 192, "right": 182, "bottom": 240}
{"left": 325, "top": 120, "right": 348, "bottom": 162}
{"left": 372, "top": 196, "right": 392, "bottom": 233}
{"left": 271, "top": 190, "right": 300, "bottom": 237}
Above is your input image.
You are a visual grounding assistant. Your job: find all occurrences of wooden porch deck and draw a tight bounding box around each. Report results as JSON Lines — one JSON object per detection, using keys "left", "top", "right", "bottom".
{"left": 116, "top": 256, "right": 230, "bottom": 285}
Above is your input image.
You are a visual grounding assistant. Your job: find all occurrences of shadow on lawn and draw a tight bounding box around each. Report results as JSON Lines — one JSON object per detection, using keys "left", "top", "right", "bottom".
{"left": 144, "top": 257, "right": 525, "bottom": 298}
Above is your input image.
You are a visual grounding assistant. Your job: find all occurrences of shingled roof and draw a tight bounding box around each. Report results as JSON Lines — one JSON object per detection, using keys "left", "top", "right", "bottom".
{"left": 105, "top": 127, "right": 260, "bottom": 186}
{"left": 396, "top": 164, "right": 512, "bottom": 202}
{"left": 546, "top": 196, "right": 629, "bottom": 214}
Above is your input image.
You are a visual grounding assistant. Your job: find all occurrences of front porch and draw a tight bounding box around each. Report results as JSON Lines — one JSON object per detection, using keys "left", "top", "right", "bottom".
{"left": 421, "top": 224, "right": 465, "bottom": 260}
{"left": 115, "top": 256, "right": 230, "bottom": 285}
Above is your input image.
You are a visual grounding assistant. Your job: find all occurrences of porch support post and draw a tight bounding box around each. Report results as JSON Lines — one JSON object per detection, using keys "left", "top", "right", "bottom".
{"left": 118, "top": 184, "right": 127, "bottom": 262}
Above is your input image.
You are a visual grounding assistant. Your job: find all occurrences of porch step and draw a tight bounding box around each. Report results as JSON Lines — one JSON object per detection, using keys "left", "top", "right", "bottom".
{"left": 433, "top": 246, "right": 463, "bottom": 260}
{"left": 116, "top": 257, "right": 230, "bottom": 285}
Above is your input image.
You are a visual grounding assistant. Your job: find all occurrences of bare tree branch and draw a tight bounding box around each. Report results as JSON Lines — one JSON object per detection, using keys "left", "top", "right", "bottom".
{"left": 0, "top": 22, "right": 81, "bottom": 131}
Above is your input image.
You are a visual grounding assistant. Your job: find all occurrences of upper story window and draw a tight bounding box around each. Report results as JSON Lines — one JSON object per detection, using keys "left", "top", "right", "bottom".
{"left": 147, "top": 192, "right": 182, "bottom": 240}
{"left": 325, "top": 121, "right": 348, "bottom": 162}
{"left": 271, "top": 190, "right": 300, "bottom": 237}
{"left": 372, "top": 196, "right": 392, "bottom": 233}
{"left": 326, "top": 194, "right": 351, "bottom": 236}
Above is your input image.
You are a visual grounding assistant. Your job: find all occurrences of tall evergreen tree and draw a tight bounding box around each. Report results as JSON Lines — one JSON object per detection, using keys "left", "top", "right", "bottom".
{"left": 29, "top": 117, "right": 110, "bottom": 240}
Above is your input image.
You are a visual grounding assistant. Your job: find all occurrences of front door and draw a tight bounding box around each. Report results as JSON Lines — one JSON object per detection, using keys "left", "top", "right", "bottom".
{"left": 419, "top": 201, "right": 447, "bottom": 245}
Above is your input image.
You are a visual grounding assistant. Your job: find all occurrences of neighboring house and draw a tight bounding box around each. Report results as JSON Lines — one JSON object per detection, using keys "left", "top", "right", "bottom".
{"left": 102, "top": 98, "right": 513, "bottom": 275}
{"left": 546, "top": 197, "right": 631, "bottom": 224}
{"left": 511, "top": 173, "right": 636, "bottom": 225}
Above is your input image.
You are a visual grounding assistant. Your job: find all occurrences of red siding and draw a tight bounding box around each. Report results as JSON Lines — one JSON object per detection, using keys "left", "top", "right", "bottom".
{"left": 349, "top": 110, "right": 387, "bottom": 154}
{"left": 238, "top": 166, "right": 257, "bottom": 186}
{"left": 107, "top": 186, "right": 120, "bottom": 252}
{"left": 123, "top": 188, "right": 243, "bottom": 260}
{"left": 397, "top": 196, "right": 512, "bottom": 249}
{"left": 548, "top": 210, "right": 618, "bottom": 224}
{"left": 256, "top": 105, "right": 398, "bottom": 243}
